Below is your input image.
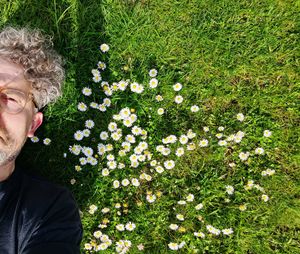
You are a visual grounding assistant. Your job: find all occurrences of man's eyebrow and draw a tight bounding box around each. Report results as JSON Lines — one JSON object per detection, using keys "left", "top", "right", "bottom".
{"left": 0, "top": 73, "right": 21, "bottom": 82}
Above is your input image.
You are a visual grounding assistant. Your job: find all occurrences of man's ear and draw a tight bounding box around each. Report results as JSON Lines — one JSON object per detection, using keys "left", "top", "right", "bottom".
{"left": 27, "top": 112, "right": 43, "bottom": 138}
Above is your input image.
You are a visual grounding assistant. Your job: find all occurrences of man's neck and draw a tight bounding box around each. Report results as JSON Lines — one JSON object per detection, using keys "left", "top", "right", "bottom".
{"left": 0, "top": 161, "right": 15, "bottom": 182}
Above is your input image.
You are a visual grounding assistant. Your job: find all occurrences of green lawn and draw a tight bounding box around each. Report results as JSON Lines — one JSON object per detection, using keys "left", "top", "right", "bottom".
{"left": 1, "top": 0, "right": 299, "bottom": 253}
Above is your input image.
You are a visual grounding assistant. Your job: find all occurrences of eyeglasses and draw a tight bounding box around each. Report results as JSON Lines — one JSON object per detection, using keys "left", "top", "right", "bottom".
{"left": 0, "top": 87, "right": 37, "bottom": 114}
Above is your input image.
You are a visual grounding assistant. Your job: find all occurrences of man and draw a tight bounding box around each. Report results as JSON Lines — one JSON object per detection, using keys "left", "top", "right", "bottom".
{"left": 0, "top": 27, "right": 82, "bottom": 253}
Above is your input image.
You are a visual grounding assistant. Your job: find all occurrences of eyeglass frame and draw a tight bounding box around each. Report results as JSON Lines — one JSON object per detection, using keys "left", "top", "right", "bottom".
{"left": 0, "top": 73, "right": 38, "bottom": 114}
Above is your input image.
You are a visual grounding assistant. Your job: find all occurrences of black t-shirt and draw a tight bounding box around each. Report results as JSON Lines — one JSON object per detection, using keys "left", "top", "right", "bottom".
{"left": 0, "top": 166, "right": 82, "bottom": 254}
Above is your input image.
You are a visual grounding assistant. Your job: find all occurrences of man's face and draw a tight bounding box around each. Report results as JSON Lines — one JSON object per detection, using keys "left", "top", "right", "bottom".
{"left": 0, "top": 58, "right": 43, "bottom": 166}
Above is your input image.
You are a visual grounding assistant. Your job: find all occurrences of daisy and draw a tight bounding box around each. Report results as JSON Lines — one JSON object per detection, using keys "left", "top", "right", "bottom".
{"left": 263, "top": 130, "right": 272, "bottom": 137}
{"left": 105, "top": 143, "right": 114, "bottom": 151}
{"left": 255, "top": 147, "right": 265, "bottom": 155}
{"left": 103, "top": 98, "right": 111, "bottom": 107}
{"left": 118, "top": 80, "right": 128, "bottom": 91}
{"left": 155, "top": 166, "right": 164, "bottom": 174}
{"left": 82, "top": 129, "right": 91, "bottom": 137}
{"left": 178, "top": 200, "right": 186, "bottom": 205}
{"left": 121, "top": 179, "right": 130, "bottom": 186}
{"left": 186, "top": 193, "right": 194, "bottom": 202}
{"left": 43, "top": 138, "right": 51, "bottom": 145}
{"left": 203, "top": 126, "right": 209, "bottom": 132}
{"left": 164, "top": 160, "right": 175, "bottom": 169}
{"left": 102, "top": 168, "right": 110, "bottom": 176}
{"left": 194, "top": 232, "right": 205, "bottom": 238}
{"left": 191, "top": 105, "right": 199, "bottom": 112}
{"left": 92, "top": 74, "right": 102, "bottom": 83}
{"left": 85, "top": 120, "right": 95, "bottom": 129}
{"left": 199, "top": 139, "right": 209, "bottom": 147}
{"left": 69, "top": 144, "right": 81, "bottom": 155}
{"left": 107, "top": 160, "right": 117, "bottom": 169}
{"left": 82, "top": 87, "right": 92, "bottom": 96}
{"left": 125, "top": 222, "right": 136, "bottom": 231}
{"left": 90, "top": 102, "right": 98, "bottom": 109}
{"left": 100, "top": 131, "right": 109, "bottom": 140}
{"left": 174, "top": 95, "right": 183, "bottom": 104}
{"left": 261, "top": 194, "right": 269, "bottom": 202}
{"left": 82, "top": 147, "right": 93, "bottom": 157}
{"left": 176, "top": 214, "right": 184, "bottom": 221}
{"left": 100, "top": 43, "right": 109, "bottom": 52}
{"left": 113, "top": 180, "right": 120, "bottom": 188}
{"left": 157, "top": 108, "right": 164, "bottom": 115}
{"left": 131, "top": 178, "right": 140, "bottom": 187}
{"left": 237, "top": 113, "right": 245, "bottom": 122}
{"left": 168, "top": 243, "right": 179, "bottom": 251}
{"left": 239, "top": 152, "right": 250, "bottom": 161}
{"left": 149, "top": 78, "right": 158, "bottom": 88}
{"left": 218, "top": 140, "right": 227, "bottom": 146}
{"left": 179, "top": 135, "right": 188, "bottom": 144}
{"left": 30, "top": 136, "right": 39, "bottom": 143}
{"left": 222, "top": 228, "right": 234, "bottom": 235}
{"left": 195, "top": 203, "right": 203, "bottom": 210}
{"left": 175, "top": 147, "right": 184, "bottom": 157}
{"left": 149, "top": 69, "right": 158, "bottom": 77}
{"left": 169, "top": 224, "right": 179, "bottom": 230}
{"left": 98, "top": 104, "right": 107, "bottom": 112}
{"left": 225, "top": 185, "right": 234, "bottom": 195}
{"left": 74, "top": 130, "right": 84, "bottom": 141}
{"left": 93, "top": 230, "right": 102, "bottom": 239}
{"left": 130, "top": 82, "right": 139, "bottom": 93}
{"left": 116, "top": 224, "right": 125, "bottom": 231}
{"left": 155, "top": 95, "right": 163, "bottom": 101}
{"left": 173, "top": 82, "right": 182, "bottom": 91}
{"left": 77, "top": 102, "right": 87, "bottom": 112}
{"left": 146, "top": 194, "right": 156, "bottom": 203}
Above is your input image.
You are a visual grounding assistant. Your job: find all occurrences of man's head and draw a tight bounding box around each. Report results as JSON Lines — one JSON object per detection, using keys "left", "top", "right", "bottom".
{"left": 0, "top": 27, "right": 64, "bottom": 168}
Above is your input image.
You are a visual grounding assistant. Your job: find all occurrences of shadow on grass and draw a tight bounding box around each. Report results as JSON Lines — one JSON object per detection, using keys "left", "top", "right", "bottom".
{"left": 0, "top": 0, "right": 106, "bottom": 209}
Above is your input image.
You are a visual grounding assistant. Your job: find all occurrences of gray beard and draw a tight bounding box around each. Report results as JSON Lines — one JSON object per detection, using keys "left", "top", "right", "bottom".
{"left": 0, "top": 149, "right": 20, "bottom": 166}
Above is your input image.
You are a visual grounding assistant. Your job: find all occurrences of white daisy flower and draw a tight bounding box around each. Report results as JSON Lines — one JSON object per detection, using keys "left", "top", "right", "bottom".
{"left": 43, "top": 138, "right": 51, "bottom": 145}
{"left": 97, "top": 61, "right": 106, "bottom": 70}
{"left": 82, "top": 129, "right": 91, "bottom": 137}
{"left": 100, "top": 131, "right": 109, "bottom": 140}
{"left": 237, "top": 113, "right": 245, "bottom": 122}
{"left": 261, "top": 194, "right": 269, "bottom": 202}
{"left": 222, "top": 228, "right": 234, "bottom": 235}
{"left": 118, "top": 80, "right": 128, "bottom": 91}
{"left": 146, "top": 194, "right": 156, "bottom": 203}
{"left": 199, "top": 139, "right": 209, "bottom": 147}
{"left": 263, "top": 130, "right": 272, "bottom": 137}
{"left": 30, "top": 136, "right": 39, "bottom": 143}
{"left": 173, "top": 82, "right": 182, "bottom": 91}
{"left": 113, "top": 180, "right": 120, "bottom": 188}
{"left": 239, "top": 152, "right": 250, "bottom": 161}
{"left": 255, "top": 147, "right": 265, "bottom": 155}
{"left": 74, "top": 130, "right": 84, "bottom": 141}
{"left": 169, "top": 224, "right": 179, "bottom": 230}
{"left": 149, "top": 78, "right": 158, "bottom": 88}
{"left": 195, "top": 203, "right": 203, "bottom": 210}
{"left": 125, "top": 222, "right": 136, "bottom": 231}
{"left": 149, "top": 69, "right": 158, "bottom": 77}
{"left": 131, "top": 178, "right": 140, "bottom": 187}
{"left": 102, "top": 168, "right": 110, "bottom": 176}
{"left": 100, "top": 43, "right": 109, "bottom": 52}
{"left": 175, "top": 147, "right": 184, "bottom": 157}
{"left": 157, "top": 108, "right": 164, "bottom": 115}
{"left": 168, "top": 242, "right": 179, "bottom": 250}
{"left": 225, "top": 185, "right": 234, "bottom": 195}
{"left": 155, "top": 95, "right": 163, "bottom": 101}
{"left": 186, "top": 193, "right": 194, "bottom": 202}
{"left": 116, "top": 224, "right": 125, "bottom": 231}
{"left": 174, "top": 95, "right": 183, "bottom": 104}
{"left": 85, "top": 120, "right": 95, "bottom": 129}
{"left": 155, "top": 166, "right": 164, "bottom": 174}
{"left": 121, "top": 179, "right": 130, "bottom": 186}
{"left": 191, "top": 105, "right": 199, "bottom": 112}
{"left": 77, "top": 102, "right": 87, "bottom": 112}
{"left": 176, "top": 214, "right": 184, "bottom": 221}
{"left": 92, "top": 74, "right": 102, "bottom": 83}
{"left": 164, "top": 160, "right": 175, "bottom": 169}
{"left": 82, "top": 87, "right": 92, "bottom": 96}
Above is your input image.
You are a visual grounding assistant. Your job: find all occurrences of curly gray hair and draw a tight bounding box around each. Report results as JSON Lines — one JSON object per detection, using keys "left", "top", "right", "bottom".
{"left": 0, "top": 26, "right": 64, "bottom": 109}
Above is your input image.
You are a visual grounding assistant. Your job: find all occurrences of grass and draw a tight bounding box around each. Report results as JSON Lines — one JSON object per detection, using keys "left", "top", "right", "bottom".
{"left": 1, "top": 0, "right": 299, "bottom": 253}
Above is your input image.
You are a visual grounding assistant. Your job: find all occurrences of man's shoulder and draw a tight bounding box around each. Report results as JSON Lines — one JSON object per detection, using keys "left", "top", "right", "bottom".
{"left": 17, "top": 167, "right": 79, "bottom": 220}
